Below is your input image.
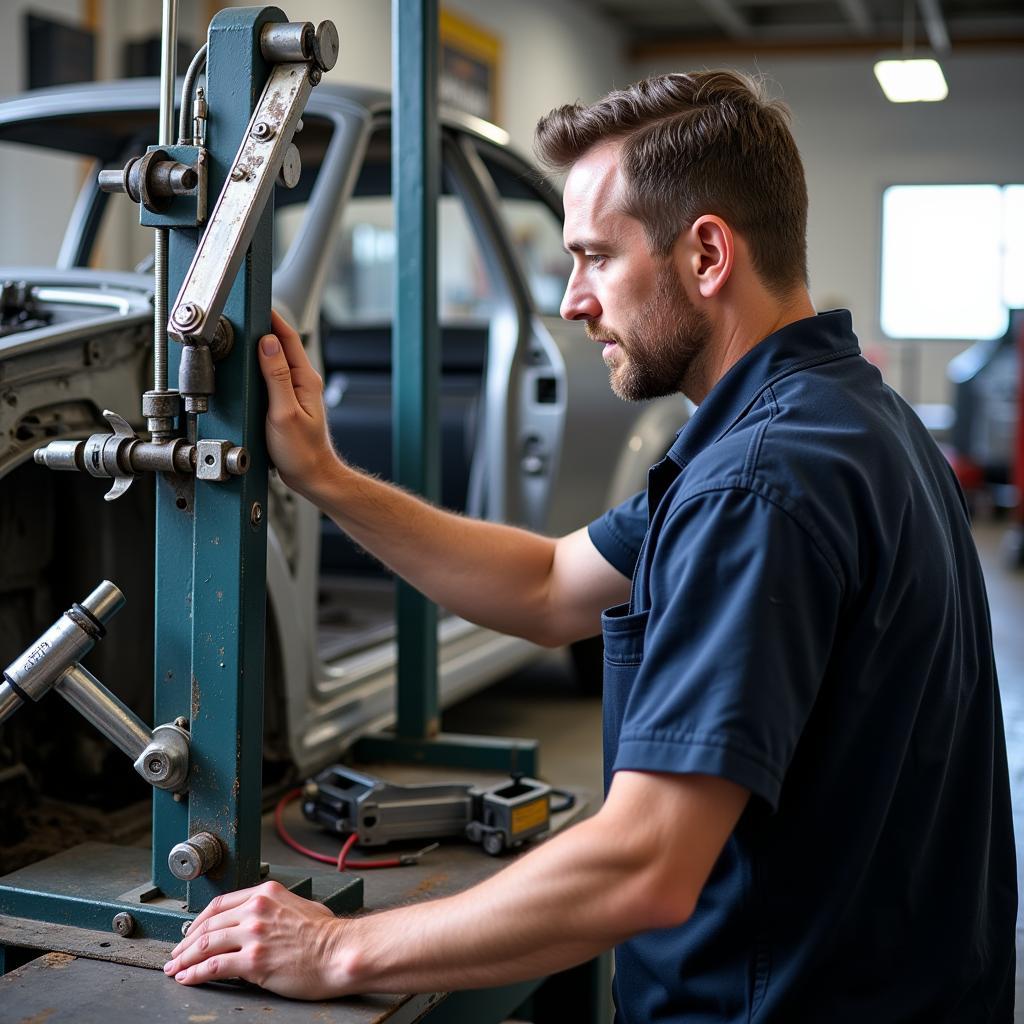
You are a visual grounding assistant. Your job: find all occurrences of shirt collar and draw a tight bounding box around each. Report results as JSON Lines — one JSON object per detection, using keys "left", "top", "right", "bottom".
{"left": 667, "top": 309, "right": 860, "bottom": 467}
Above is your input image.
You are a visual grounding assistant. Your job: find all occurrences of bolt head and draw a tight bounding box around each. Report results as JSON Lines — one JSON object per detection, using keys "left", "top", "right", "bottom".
{"left": 252, "top": 121, "right": 273, "bottom": 140}
{"left": 112, "top": 912, "right": 136, "bottom": 937}
{"left": 250, "top": 502, "right": 264, "bottom": 527}
{"left": 172, "top": 302, "right": 203, "bottom": 331}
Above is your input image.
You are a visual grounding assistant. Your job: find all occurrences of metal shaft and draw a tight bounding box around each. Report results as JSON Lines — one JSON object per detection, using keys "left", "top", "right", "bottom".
{"left": 154, "top": 0, "right": 179, "bottom": 395}
{"left": 55, "top": 664, "right": 151, "bottom": 761}
{"left": 0, "top": 680, "right": 21, "bottom": 724}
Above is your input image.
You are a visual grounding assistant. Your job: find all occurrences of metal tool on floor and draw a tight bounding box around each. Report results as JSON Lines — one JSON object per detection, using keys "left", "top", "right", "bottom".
{"left": 0, "top": 4, "right": 356, "bottom": 965}
{"left": 302, "top": 766, "right": 553, "bottom": 856}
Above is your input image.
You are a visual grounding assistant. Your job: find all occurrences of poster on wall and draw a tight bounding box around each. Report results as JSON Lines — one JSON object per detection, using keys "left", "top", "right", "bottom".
{"left": 439, "top": 9, "right": 502, "bottom": 126}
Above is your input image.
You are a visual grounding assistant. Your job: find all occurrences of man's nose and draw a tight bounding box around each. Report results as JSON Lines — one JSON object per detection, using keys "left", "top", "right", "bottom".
{"left": 560, "top": 273, "right": 601, "bottom": 322}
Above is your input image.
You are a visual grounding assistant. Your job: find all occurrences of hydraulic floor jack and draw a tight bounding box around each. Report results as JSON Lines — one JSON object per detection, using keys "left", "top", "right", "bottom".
{"left": 0, "top": 5, "right": 360, "bottom": 967}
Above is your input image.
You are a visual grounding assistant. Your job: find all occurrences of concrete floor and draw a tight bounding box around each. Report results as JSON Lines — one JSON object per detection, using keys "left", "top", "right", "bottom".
{"left": 445, "top": 517, "right": 1024, "bottom": 1015}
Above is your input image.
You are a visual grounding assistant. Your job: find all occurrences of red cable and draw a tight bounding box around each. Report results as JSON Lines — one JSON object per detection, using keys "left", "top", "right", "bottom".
{"left": 274, "top": 789, "right": 406, "bottom": 870}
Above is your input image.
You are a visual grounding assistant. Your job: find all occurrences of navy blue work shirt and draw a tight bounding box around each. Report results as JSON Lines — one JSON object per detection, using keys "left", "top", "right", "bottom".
{"left": 589, "top": 310, "right": 1016, "bottom": 1023}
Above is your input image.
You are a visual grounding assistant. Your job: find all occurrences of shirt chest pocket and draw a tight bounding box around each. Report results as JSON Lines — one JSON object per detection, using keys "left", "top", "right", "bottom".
{"left": 601, "top": 603, "right": 649, "bottom": 666}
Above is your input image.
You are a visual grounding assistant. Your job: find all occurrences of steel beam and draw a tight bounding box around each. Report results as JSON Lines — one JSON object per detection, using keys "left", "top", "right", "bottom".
{"left": 153, "top": 5, "right": 281, "bottom": 909}
{"left": 392, "top": 0, "right": 441, "bottom": 740}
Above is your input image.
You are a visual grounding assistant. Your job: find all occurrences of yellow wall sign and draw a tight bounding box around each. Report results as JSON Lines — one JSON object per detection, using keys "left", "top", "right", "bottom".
{"left": 439, "top": 9, "right": 502, "bottom": 126}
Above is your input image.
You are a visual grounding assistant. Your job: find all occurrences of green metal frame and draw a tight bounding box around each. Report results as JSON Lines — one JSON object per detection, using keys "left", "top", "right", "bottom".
{"left": 153, "top": 3, "right": 280, "bottom": 910}
{"left": 0, "top": 6, "right": 361, "bottom": 958}
{"left": 352, "top": 0, "right": 538, "bottom": 777}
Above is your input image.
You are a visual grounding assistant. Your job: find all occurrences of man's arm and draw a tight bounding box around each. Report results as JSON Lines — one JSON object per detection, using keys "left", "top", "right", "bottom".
{"left": 163, "top": 771, "right": 750, "bottom": 999}
{"left": 259, "top": 311, "right": 630, "bottom": 647}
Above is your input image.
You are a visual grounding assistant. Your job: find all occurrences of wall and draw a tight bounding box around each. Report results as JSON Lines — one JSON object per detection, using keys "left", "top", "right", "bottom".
{"left": 631, "top": 48, "right": 1024, "bottom": 403}
{"left": 219, "top": 0, "right": 627, "bottom": 155}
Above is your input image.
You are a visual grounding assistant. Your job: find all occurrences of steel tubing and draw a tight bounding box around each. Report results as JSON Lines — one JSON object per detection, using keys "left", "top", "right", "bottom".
{"left": 55, "top": 664, "right": 151, "bottom": 762}
{"left": 80, "top": 579, "right": 126, "bottom": 626}
{"left": 153, "top": 0, "right": 179, "bottom": 395}
{"left": 0, "top": 680, "right": 22, "bottom": 724}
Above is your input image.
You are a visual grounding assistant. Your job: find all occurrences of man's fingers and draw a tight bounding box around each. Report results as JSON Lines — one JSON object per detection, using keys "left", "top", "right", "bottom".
{"left": 270, "top": 309, "right": 320, "bottom": 386}
{"left": 258, "top": 331, "right": 303, "bottom": 418}
{"left": 165, "top": 923, "right": 244, "bottom": 975}
{"left": 170, "top": 904, "right": 243, "bottom": 959}
{"left": 171, "top": 950, "right": 250, "bottom": 987}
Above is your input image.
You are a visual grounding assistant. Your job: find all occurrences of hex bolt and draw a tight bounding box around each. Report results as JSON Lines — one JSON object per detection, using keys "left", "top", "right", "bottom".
{"left": 251, "top": 121, "right": 273, "bottom": 140}
{"left": 250, "top": 502, "right": 264, "bottom": 528}
{"left": 172, "top": 302, "right": 203, "bottom": 332}
{"left": 112, "top": 912, "right": 136, "bottom": 937}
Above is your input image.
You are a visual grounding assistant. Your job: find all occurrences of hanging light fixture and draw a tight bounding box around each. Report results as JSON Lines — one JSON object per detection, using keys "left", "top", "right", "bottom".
{"left": 874, "top": 0, "right": 949, "bottom": 103}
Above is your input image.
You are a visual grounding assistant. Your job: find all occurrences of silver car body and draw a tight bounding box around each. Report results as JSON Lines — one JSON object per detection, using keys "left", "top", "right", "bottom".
{"left": 0, "top": 79, "right": 687, "bottom": 780}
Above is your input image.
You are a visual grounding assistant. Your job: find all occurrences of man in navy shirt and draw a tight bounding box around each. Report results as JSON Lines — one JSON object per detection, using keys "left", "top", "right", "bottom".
{"left": 166, "top": 71, "right": 1015, "bottom": 1019}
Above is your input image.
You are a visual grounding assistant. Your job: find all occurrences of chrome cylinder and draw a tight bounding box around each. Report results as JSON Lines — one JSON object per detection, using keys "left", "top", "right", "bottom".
{"left": 55, "top": 663, "right": 150, "bottom": 761}
{"left": 158, "top": 0, "right": 178, "bottom": 148}
{"left": 34, "top": 439, "right": 85, "bottom": 472}
{"left": 260, "top": 21, "right": 315, "bottom": 64}
{"left": 0, "top": 680, "right": 23, "bottom": 725}
{"left": 153, "top": 0, "right": 178, "bottom": 397}
{"left": 80, "top": 579, "right": 126, "bottom": 625}
{"left": 1, "top": 581, "right": 125, "bottom": 704}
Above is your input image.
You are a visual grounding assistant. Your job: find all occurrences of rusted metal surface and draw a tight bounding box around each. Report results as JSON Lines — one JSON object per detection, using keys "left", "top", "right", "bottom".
{"left": 0, "top": 953, "right": 447, "bottom": 1022}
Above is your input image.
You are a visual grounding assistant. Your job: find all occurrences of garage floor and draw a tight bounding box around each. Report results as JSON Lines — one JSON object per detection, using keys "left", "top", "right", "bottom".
{"left": 445, "top": 517, "right": 1024, "bottom": 1015}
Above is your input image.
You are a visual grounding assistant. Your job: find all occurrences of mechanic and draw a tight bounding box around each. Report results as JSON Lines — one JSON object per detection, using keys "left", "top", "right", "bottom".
{"left": 164, "top": 70, "right": 1016, "bottom": 1020}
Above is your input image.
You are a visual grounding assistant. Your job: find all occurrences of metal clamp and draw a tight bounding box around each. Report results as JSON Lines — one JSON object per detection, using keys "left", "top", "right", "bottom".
{"left": 34, "top": 408, "right": 249, "bottom": 500}
{"left": 168, "top": 20, "right": 337, "bottom": 344}
{"left": 0, "top": 582, "right": 193, "bottom": 793}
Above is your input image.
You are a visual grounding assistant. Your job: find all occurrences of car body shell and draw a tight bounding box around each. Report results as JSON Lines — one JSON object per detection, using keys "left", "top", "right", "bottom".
{"left": 0, "top": 78, "right": 687, "bottom": 785}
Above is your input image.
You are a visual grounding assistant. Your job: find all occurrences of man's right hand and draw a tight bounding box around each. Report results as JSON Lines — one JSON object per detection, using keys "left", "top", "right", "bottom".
{"left": 257, "top": 310, "right": 339, "bottom": 498}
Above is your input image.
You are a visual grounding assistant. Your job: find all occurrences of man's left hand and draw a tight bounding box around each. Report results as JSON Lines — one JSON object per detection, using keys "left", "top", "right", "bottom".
{"left": 164, "top": 880, "right": 347, "bottom": 1000}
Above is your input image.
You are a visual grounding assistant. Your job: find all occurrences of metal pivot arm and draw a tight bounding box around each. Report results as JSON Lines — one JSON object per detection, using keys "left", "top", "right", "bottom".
{"left": 0, "top": 582, "right": 190, "bottom": 792}
{"left": 167, "top": 20, "right": 338, "bottom": 347}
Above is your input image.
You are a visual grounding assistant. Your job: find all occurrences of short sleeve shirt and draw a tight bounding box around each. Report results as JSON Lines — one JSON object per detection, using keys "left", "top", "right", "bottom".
{"left": 589, "top": 310, "right": 1016, "bottom": 1023}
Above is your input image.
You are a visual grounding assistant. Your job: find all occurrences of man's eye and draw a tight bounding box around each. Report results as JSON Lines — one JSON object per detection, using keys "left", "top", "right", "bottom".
{"left": 587, "top": 254, "right": 607, "bottom": 267}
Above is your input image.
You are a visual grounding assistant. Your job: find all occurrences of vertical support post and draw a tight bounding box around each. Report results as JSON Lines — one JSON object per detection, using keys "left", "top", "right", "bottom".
{"left": 153, "top": 6, "right": 281, "bottom": 908}
{"left": 392, "top": 0, "right": 440, "bottom": 739}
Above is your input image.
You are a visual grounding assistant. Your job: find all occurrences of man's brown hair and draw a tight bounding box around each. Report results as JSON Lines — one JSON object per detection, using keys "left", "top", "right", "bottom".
{"left": 535, "top": 71, "right": 808, "bottom": 296}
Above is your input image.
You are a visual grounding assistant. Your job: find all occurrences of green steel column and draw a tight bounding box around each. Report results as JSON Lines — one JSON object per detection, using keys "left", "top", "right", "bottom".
{"left": 153, "top": 6, "right": 283, "bottom": 907}
{"left": 392, "top": 0, "right": 440, "bottom": 739}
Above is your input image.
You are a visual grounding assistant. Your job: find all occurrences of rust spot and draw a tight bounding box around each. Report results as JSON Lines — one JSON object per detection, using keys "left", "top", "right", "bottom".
{"left": 41, "top": 952, "right": 75, "bottom": 969}
{"left": 232, "top": 777, "right": 240, "bottom": 798}
{"left": 191, "top": 678, "right": 201, "bottom": 718}
{"left": 409, "top": 872, "right": 449, "bottom": 898}
{"left": 17, "top": 1011, "right": 58, "bottom": 1024}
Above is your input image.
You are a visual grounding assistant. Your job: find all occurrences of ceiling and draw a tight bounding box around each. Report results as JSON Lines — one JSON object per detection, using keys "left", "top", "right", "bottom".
{"left": 585, "top": 0, "right": 1024, "bottom": 58}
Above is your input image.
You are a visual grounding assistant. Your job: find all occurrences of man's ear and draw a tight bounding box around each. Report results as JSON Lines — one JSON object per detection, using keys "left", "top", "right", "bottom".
{"left": 683, "top": 215, "right": 734, "bottom": 299}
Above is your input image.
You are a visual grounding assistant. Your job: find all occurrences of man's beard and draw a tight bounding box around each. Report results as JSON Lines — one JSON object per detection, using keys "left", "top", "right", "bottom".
{"left": 586, "top": 263, "right": 712, "bottom": 402}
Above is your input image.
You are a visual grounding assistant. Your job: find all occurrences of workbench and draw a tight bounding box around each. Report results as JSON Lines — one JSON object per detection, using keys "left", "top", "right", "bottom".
{"left": 0, "top": 766, "right": 609, "bottom": 1023}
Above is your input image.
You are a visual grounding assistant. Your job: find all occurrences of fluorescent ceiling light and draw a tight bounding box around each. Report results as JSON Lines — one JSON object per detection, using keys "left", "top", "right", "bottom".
{"left": 873, "top": 58, "right": 949, "bottom": 103}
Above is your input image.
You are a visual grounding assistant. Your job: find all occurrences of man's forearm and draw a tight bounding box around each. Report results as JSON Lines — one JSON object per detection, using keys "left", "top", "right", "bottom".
{"left": 302, "top": 457, "right": 569, "bottom": 646}
{"left": 326, "top": 811, "right": 677, "bottom": 995}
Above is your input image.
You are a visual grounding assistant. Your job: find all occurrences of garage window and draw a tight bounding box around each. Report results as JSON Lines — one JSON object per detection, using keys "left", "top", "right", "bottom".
{"left": 880, "top": 184, "right": 1024, "bottom": 341}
